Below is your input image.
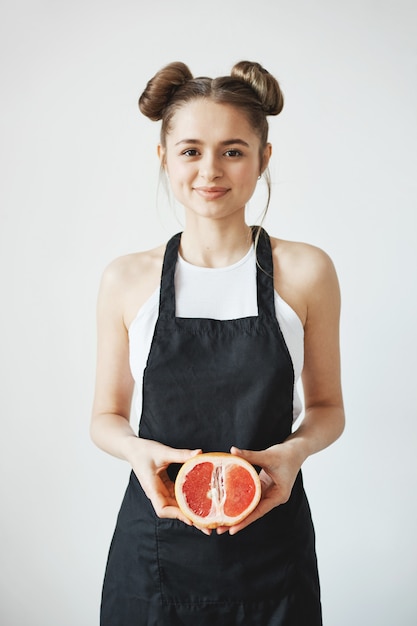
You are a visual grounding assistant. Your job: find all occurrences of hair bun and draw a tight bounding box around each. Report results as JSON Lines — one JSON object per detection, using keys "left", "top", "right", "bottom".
{"left": 138, "top": 62, "right": 194, "bottom": 121}
{"left": 231, "top": 61, "right": 284, "bottom": 115}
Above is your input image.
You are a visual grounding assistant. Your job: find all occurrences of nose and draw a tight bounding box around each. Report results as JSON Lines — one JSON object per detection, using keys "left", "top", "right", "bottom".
{"left": 199, "top": 152, "right": 222, "bottom": 181}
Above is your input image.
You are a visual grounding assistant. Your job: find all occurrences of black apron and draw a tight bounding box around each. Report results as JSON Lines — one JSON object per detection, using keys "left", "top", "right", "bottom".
{"left": 101, "top": 228, "right": 322, "bottom": 625}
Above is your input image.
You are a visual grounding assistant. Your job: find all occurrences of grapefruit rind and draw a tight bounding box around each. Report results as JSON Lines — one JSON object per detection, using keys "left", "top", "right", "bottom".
{"left": 175, "top": 452, "right": 261, "bottom": 528}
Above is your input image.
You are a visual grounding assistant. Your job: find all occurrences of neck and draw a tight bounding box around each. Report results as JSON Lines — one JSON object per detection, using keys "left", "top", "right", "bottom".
{"left": 179, "top": 218, "right": 253, "bottom": 268}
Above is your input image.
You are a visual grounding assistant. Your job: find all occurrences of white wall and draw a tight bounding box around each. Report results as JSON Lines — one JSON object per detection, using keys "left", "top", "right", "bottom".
{"left": 1, "top": 1, "right": 416, "bottom": 624}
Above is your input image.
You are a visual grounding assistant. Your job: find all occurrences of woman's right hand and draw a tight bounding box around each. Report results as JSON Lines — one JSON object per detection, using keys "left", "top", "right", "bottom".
{"left": 126, "top": 437, "right": 205, "bottom": 529}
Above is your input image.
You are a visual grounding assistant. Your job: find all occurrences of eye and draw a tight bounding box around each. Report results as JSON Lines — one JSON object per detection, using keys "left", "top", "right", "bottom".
{"left": 224, "top": 149, "right": 243, "bottom": 157}
{"left": 182, "top": 148, "right": 200, "bottom": 157}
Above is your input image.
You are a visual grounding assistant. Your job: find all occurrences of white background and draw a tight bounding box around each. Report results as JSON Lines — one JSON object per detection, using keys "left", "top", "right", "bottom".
{"left": 1, "top": 1, "right": 416, "bottom": 624}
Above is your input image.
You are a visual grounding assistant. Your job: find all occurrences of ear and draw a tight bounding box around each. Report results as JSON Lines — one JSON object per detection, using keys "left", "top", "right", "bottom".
{"left": 260, "top": 143, "right": 272, "bottom": 174}
{"left": 157, "top": 144, "right": 167, "bottom": 168}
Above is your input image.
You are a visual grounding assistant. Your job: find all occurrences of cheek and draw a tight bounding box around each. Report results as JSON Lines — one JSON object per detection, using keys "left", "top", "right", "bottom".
{"left": 238, "top": 162, "right": 260, "bottom": 184}
{"left": 166, "top": 159, "right": 188, "bottom": 181}
{"left": 165, "top": 165, "right": 192, "bottom": 199}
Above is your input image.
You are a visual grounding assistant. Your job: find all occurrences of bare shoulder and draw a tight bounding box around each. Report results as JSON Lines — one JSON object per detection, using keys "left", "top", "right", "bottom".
{"left": 101, "top": 244, "right": 165, "bottom": 287}
{"left": 269, "top": 237, "right": 340, "bottom": 326}
{"left": 270, "top": 237, "right": 337, "bottom": 282}
{"left": 98, "top": 243, "right": 166, "bottom": 328}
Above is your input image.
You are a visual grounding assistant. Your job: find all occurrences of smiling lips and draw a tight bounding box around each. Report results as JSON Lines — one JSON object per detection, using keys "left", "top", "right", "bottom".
{"left": 194, "top": 187, "right": 230, "bottom": 200}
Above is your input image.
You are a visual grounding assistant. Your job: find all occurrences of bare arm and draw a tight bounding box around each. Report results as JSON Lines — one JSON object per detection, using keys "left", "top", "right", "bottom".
{"left": 90, "top": 256, "right": 202, "bottom": 526}
{"left": 90, "top": 260, "right": 137, "bottom": 457}
{"left": 286, "top": 245, "right": 345, "bottom": 461}
{"left": 225, "top": 244, "right": 345, "bottom": 534}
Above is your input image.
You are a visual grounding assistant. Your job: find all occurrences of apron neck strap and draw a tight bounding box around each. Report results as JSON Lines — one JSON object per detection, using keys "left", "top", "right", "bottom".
{"left": 158, "top": 227, "right": 276, "bottom": 319}
{"left": 252, "top": 226, "right": 276, "bottom": 319}
{"left": 158, "top": 232, "right": 181, "bottom": 320}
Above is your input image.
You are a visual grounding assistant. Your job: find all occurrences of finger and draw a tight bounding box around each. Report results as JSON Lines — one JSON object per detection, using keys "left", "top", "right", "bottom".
{"left": 192, "top": 524, "right": 212, "bottom": 536}
{"left": 230, "top": 446, "right": 264, "bottom": 466}
{"left": 228, "top": 500, "right": 274, "bottom": 535}
{"left": 156, "top": 446, "right": 202, "bottom": 467}
{"left": 151, "top": 488, "right": 193, "bottom": 524}
{"left": 157, "top": 503, "right": 212, "bottom": 535}
{"left": 157, "top": 504, "right": 193, "bottom": 525}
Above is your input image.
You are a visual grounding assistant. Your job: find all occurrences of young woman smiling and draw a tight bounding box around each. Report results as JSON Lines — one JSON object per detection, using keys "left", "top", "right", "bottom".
{"left": 91, "top": 60, "right": 345, "bottom": 625}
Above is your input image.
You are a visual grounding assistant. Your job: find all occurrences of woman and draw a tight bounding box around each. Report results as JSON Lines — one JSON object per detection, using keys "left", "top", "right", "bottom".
{"left": 91, "top": 60, "right": 345, "bottom": 625}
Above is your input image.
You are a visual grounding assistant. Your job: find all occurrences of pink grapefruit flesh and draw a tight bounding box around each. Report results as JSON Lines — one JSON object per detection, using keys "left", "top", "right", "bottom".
{"left": 175, "top": 452, "right": 261, "bottom": 528}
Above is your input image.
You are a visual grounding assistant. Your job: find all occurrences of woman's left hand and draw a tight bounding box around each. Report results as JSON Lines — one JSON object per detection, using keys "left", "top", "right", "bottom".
{"left": 216, "top": 443, "right": 304, "bottom": 535}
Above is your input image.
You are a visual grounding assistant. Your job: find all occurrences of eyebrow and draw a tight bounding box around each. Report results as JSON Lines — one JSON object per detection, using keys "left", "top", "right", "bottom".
{"left": 175, "top": 138, "right": 251, "bottom": 147}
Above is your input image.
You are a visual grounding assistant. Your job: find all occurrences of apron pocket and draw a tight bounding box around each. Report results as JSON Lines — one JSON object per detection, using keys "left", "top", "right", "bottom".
{"left": 155, "top": 510, "right": 294, "bottom": 606}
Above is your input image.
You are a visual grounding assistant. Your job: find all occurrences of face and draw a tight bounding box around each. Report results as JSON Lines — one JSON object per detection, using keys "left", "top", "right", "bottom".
{"left": 159, "top": 99, "right": 271, "bottom": 223}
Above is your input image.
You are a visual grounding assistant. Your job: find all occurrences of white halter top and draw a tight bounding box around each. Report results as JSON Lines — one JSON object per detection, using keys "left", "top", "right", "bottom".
{"left": 129, "top": 244, "right": 304, "bottom": 422}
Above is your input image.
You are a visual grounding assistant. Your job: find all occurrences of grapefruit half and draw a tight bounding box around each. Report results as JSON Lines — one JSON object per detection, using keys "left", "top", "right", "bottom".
{"left": 174, "top": 452, "right": 261, "bottom": 528}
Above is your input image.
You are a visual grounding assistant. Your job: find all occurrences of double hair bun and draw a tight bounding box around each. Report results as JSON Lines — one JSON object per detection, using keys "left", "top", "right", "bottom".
{"left": 138, "top": 60, "right": 284, "bottom": 121}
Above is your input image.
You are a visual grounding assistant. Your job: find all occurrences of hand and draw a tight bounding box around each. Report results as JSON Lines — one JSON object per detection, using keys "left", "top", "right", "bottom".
{"left": 217, "top": 442, "right": 304, "bottom": 535}
{"left": 127, "top": 437, "right": 206, "bottom": 530}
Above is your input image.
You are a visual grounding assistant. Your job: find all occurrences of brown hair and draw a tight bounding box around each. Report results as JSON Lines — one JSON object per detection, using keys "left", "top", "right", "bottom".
{"left": 138, "top": 60, "right": 284, "bottom": 151}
